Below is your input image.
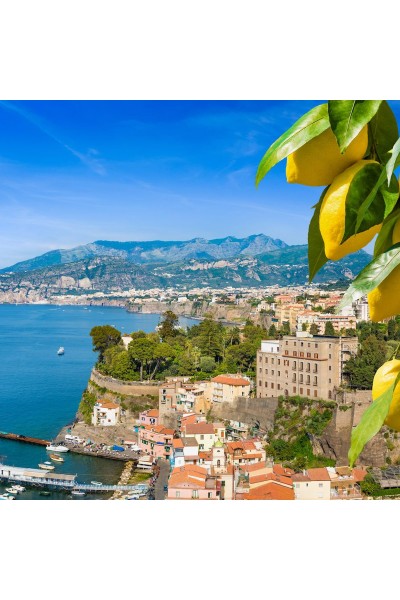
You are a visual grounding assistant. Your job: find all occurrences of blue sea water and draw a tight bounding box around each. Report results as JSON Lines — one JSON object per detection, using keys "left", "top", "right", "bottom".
{"left": 0, "top": 304, "right": 193, "bottom": 500}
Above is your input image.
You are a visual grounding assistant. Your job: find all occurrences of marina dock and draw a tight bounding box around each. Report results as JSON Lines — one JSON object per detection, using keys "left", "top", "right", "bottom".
{"left": 0, "top": 463, "right": 149, "bottom": 494}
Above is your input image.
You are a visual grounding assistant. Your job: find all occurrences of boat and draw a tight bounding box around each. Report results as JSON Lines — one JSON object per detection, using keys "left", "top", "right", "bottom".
{"left": 38, "top": 463, "right": 55, "bottom": 470}
{"left": 71, "top": 490, "right": 85, "bottom": 497}
{"left": 49, "top": 453, "right": 64, "bottom": 463}
{"left": 39, "top": 491, "right": 51, "bottom": 497}
{"left": 46, "top": 444, "right": 69, "bottom": 453}
{"left": 6, "top": 487, "right": 19, "bottom": 494}
{"left": 91, "top": 481, "right": 103, "bottom": 486}
{"left": 0, "top": 494, "right": 14, "bottom": 500}
{"left": 12, "top": 485, "right": 25, "bottom": 492}
{"left": 57, "top": 347, "right": 65, "bottom": 355}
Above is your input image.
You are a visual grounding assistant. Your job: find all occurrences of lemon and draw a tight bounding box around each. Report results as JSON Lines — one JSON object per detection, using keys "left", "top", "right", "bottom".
{"left": 368, "top": 218, "right": 400, "bottom": 322}
{"left": 286, "top": 126, "right": 368, "bottom": 186}
{"left": 319, "top": 160, "right": 382, "bottom": 261}
{"left": 372, "top": 359, "right": 400, "bottom": 431}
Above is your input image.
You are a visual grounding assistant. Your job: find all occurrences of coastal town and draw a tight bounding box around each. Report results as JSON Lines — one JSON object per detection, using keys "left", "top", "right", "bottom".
{"left": 14, "top": 283, "right": 393, "bottom": 501}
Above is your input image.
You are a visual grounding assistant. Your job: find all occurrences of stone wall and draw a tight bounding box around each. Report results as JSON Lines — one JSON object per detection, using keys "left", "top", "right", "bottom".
{"left": 90, "top": 369, "right": 159, "bottom": 397}
{"left": 210, "top": 396, "right": 279, "bottom": 433}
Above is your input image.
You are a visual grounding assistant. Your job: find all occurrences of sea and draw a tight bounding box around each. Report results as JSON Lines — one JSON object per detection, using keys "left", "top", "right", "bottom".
{"left": 0, "top": 304, "right": 194, "bottom": 500}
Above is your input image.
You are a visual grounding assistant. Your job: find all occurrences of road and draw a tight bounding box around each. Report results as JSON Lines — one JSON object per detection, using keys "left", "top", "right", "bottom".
{"left": 154, "top": 458, "right": 170, "bottom": 500}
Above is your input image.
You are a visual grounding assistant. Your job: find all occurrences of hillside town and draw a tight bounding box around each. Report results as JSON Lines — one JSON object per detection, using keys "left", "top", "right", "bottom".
{"left": 62, "top": 285, "right": 400, "bottom": 500}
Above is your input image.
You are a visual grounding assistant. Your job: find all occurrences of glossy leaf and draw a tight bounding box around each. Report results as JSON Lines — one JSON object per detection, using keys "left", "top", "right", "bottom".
{"left": 381, "top": 174, "right": 400, "bottom": 218}
{"left": 308, "top": 188, "right": 328, "bottom": 282}
{"left": 328, "top": 100, "right": 382, "bottom": 153}
{"left": 255, "top": 104, "right": 329, "bottom": 186}
{"left": 341, "top": 163, "right": 385, "bottom": 243}
{"left": 338, "top": 243, "right": 400, "bottom": 309}
{"left": 374, "top": 208, "right": 400, "bottom": 257}
{"left": 369, "top": 101, "right": 399, "bottom": 164}
{"left": 386, "top": 137, "right": 400, "bottom": 184}
{"left": 348, "top": 374, "right": 400, "bottom": 467}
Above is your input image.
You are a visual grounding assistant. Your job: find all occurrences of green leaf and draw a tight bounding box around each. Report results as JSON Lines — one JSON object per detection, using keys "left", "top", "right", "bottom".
{"left": 369, "top": 101, "right": 399, "bottom": 164}
{"left": 328, "top": 100, "right": 382, "bottom": 153}
{"left": 381, "top": 174, "right": 399, "bottom": 218}
{"left": 386, "top": 137, "right": 400, "bottom": 184}
{"left": 255, "top": 104, "right": 330, "bottom": 187}
{"left": 308, "top": 188, "right": 329, "bottom": 282}
{"left": 374, "top": 208, "right": 400, "bottom": 257}
{"left": 348, "top": 373, "right": 400, "bottom": 467}
{"left": 341, "top": 163, "right": 386, "bottom": 243}
{"left": 338, "top": 242, "right": 400, "bottom": 309}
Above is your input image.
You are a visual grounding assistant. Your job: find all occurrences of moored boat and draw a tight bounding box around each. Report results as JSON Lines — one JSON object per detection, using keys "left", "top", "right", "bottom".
{"left": 46, "top": 444, "right": 69, "bottom": 453}
{"left": 91, "top": 481, "right": 103, "bottom": 486}
{"left": 38, "top": 463, "right": 55, "bottom": 470}
{"left": 49, "top": 453, "right": 64, "bottom": 462}
{"left": 71, "top": 490, "right": 85, "bottom": 497}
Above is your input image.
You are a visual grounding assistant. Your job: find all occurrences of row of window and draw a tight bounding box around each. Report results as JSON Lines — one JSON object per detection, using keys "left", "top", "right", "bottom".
{"left": 284, "top": 350, "right": 319, "bottom": 358}
{"left": 285, "top": 341, "right": 332, "bottom": 349}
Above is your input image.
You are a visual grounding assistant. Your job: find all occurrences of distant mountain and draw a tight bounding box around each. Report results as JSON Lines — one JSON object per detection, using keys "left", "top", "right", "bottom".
{"left": 0, "top": 245, "right": 372, "bottom": 302}
{"left": 0, "top": 234, "right": 288, "bottom": 273}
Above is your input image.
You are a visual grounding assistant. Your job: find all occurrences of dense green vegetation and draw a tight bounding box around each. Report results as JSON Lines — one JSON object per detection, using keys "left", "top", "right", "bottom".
{"left": 265, "top": 395, "right": 336, "bottom": 470}
{"left": 360, "top": 474, "right": 400, "bottom": 497}
{"left": 79, "top": 390, "right": 97, "bottom": 425}
{"left": 90, "top": 311, "right": 286, "bottom": 382}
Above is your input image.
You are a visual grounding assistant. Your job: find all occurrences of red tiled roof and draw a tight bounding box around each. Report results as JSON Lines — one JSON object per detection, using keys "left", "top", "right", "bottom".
{"left": 146, "top": 409, "right": 159, "bottom": 417}
{"left": 97, "top": 401, "right": 120, "bottom": 409}
{"left": 184, "top": 423, "right": 215, "bottom": 435}
{"left": 172, "top": 438, "right": 184, "bottom": 448}
{"left": 245, "top": 482, "right": 295, "bottom": 500}
{"left": 307, "top": 468, "right": 330, "bottom": 482}
{"left": 352, "top": 468, "right": 368, "bottom": 483}
{"left": 273, "top": 464, "right": 294, "bottom": 477}
{"left": 211, "top": 375, "right": 251, "bottom": 386}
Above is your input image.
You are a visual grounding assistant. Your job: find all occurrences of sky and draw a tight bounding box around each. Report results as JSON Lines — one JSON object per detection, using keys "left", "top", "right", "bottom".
{"left": 1, "top": 99, "right": 400, "bottom": 268}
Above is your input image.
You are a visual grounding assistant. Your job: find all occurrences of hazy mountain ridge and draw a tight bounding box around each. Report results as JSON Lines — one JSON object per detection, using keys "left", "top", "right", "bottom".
{"left": 1, "top": 234, "right": 288, "bottom": 273}
{"left": 0, "top": 245, "right": 371, "bottom": 302}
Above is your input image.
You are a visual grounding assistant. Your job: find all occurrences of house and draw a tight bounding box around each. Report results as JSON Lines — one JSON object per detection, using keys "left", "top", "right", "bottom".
{"left": 292, "top": 467, "right": 331, "bottom": 500}
{"left": 181, "top": 422, "right": 216, "bottom": 451}
{"left": 211, "top": 375, "right": 251, "bottom": 403}
{"left": 241, "top": 482, "right": 295, "bottom": 500}
{"left": 91, "top": 400, "right": 120, "bottom": 426}
{"left": 181, "top": 436, "right": 200, "bottom": 465}
{"left": 329, "top": 466, "right": 367, "bottom": 499}
{"left": 138, "top": 408, "right": 159, "bottom": 427}
{"left": 167, "top": 465, "right": 219, "bottom": 500}
{"left": 137, "top": 425, "right": 174, "bottom": 461}
{"left": 225, "top": 439, "right": 266, "bottom": 466}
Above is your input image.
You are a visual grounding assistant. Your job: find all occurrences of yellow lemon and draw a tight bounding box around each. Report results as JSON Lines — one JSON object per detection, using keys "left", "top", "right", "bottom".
{"left": 286, "top": 126, "right": 368, "bottom": 186}
{"left": 372, "top": 359, "right": 400, "bottom": 431}
{"left": 319, "top": 160, "right": 382, "bottom": 261}
{"left": 368, "top": 217, "right": 400, "bottom": 322}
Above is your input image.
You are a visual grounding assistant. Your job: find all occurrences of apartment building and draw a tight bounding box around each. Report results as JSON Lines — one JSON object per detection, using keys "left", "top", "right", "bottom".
{"left": 211, "top": 374, "right": 251, "bottom": 403}
{"left": 256, "top": 334, "right": 358, "bottom": 401}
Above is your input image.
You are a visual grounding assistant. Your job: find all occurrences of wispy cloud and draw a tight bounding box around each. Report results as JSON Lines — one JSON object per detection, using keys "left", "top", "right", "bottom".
{"left": 0, "top": 101, "right": 106, "bottom": 175}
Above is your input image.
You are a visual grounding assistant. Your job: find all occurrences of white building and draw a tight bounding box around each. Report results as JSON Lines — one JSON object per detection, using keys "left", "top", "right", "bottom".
{"left": 92, "top": 400, "right": 120, "bottom": 426}
{"left": 292, "top": 468, "right": 331, "bottom": 500}
{"left": 211, "top": 374, "right": 251, "bottom": 404}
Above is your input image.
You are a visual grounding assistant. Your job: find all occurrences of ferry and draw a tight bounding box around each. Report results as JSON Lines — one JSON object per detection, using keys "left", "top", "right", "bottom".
{"left": 57, "top": 347, "right": 65, "bottom": 355}
{"left": 46, "top": 444, "right": 69, "bottom": 453}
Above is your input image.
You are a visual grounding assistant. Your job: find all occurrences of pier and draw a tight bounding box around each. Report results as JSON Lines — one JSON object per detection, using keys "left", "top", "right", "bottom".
{"left": 0, "top": 464, "right": 149, "bottom": 494}
{"left": 0, "top": 432, "right": 50, "bottom": 446}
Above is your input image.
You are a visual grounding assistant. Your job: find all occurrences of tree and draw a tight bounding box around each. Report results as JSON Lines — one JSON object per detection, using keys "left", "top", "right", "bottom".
{"left": 324, "top": 321, "right": 335, "bottom": 336}
{"left": 158, "top": 310, "right": 179, "bottom": 340}
{"left": 128, "top": 337, "right": 156, "bottom": 381}
{"left": 387, "top": 319, "right": 396, "bottom": 340}
{"left": 90, "top": 325, "right": 121, "bottom": 362}
{"left": 344, "top": 335, "right": 387, "bottom": 390}
{"left": 199, "top": 356, "right": 216, "bottom": 373}
{"left": 309, "top": 323, "right": 319, "bottom": 335}
{"left": 301, "top": 322, "right": 309, "bottom": 331}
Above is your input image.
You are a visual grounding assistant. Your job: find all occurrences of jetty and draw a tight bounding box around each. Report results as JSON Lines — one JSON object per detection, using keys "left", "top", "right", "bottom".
{"left": 0, "top": 432, "right": 50, "bottom": 446}
{"left": 0, "top": 464, "right": 149, "bottom": 494}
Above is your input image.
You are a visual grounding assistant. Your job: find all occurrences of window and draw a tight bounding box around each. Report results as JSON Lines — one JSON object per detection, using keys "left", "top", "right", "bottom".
{"left": 200, "top": 434, "right": 204, "bottom": 440}
{"left": 307, "top": 389, "right": 310, "bottom": 395}
{"left": 329, "top": 344, "right": 331, "bottom": 348}
{"left": 271, "top": 370, "right": 274, "bottom": 375}
{"left": 300, "top": 387, "right": 303, "bottom": 394}
{"left": 308, "top": 343, "right": 310, "bottom": 347}
{"left": 271, "top": 383, "right": 274, "bottom": 389}
{"left": 293, "top": 386, "right": 296, "bottom": 393}
{"left": 300, "top": 362, "right": 303, "bottom": 370}
{"left": 313, "top": 377, "right": 318, "bottom": 385}
{"left": 299, "top": 374, "right": 303, "bottom": 383}
{"left": 318, "top": 483, "right": 323, "bottom": 488}
{"left": 307, "top": 353, "right": 311, "bottom": 358}
{"left": 265, "top": 381, "right": 268, "bottom": 387}
{"left": 192, "top": 490, "right": 199, "bottom": 499}
{"left": 293, "top": 351, "right": 297, "bottom": 357}
{"left": 293, "top": 360, "right": 297, "bottom": 368}
{"left": 313, "top": 364, "right": 318, "bottom": 373}
{"left": 278, "top": 371, "right": 280, "bottom": 376}
{"left": 265, "top": 357, "right": 268, "bottom": 364}
{"left": 300, "top": 342, "right": 304, "bottom": 347}
{"left": 278, "top": 359, "right": 280, "bottom": 365}
{"left": 314, "top": 390, "right": 318, "bottom": 397}
{"left": 294, "top": 342, "right": 297, "bottom": 347}
{"left": 277, "top": 384, "right": 281, "bottom": 390}
{"left": 314, "top": 353, "right": 318, "bottom": 359}
{"left": 271, "top": 358, "right": 275, "bottom": 364}
{"left": 329, "top": 366, "right": 332, "bottom": 371}
{"left": 293, "top": 374, "right": 296, "bottom": 382}
{"left": 329, "top": 354, "right": 332, "bottom": 359}
{"left": 284, "top": 350, "right": 288, "bottom": 356}
{"left": 286, "top": 341, "right": 288, "bottom": 345}
{"left": 265, "top": 369, "right": 268, "bottom": 374}
{"left": 300, "top": 352, "right": 304, "bottom": 357}
{"left": 329, "top": 378, "right": 331, "bottom": 383}
{"left": 315, "top": 344, "right": 318, "bottom": 348}
{"left": 259, "top": 368, "right": 262, "bottom": 373}
{"left": 208, "top": 492, "right": 212, "bottom": 499}
{"left": 176, "top": 491, "right": 180, "bottom": 498}
{"left": 259, "top": 380, "right": 262, "bottom": 386}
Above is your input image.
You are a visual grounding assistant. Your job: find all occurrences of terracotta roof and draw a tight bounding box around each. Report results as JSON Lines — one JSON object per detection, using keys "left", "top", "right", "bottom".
{"left": 169, "top": 465, "right": 208, "bottom": 489}
{"left": 211, "top": 375, "right": 251, "bottom": 386}
{"left": 245, "top": 482, "right": 295, "bottom": 500}
{"left": 181, "top": 437, "right": 198, "bottom": 447}
{"left": 307, "top": 468, "right": 330, "bottom": 482}
{"left": 97, "top": 401, "right": 120, "bottom": 409}
{"left": 292, "top": 473, "right": 310, "bottom": 482}
{"left": 273, "top": 464, "right": 294, "bottom": 477}
{"left": 241, "top": 462, "right": 267, "bottom": 473}
{"left": 172, "top": 438, "right": 184, "bottom": 449}
{"left": 198, "top": 451, "right": 212, "bottom": 461}
{"left": 352, "top": 468, "right": 368, "bottom": 483}
{"left": 184, "top": 423, "right": 215, "bottom": 435}
{"left": 146, "top": 409, "right": 159, "bottom": 417}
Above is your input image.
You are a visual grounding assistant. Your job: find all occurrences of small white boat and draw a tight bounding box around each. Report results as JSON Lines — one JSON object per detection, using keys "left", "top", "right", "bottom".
{"left": 46, "top": 444, "right": 69, "bottom": 453}
{"left": 91, "top": 481, "right": 103, "bottom": 486}
{"left": 57, "top": 347, "right": 65, "bottom": 355}
{"left": 6, "top": 487, "right": 18, "bottom": 494}
{"left": 38, "top": 463, "right": 55, "bottom": 470}
{"left": 71, "top": 490, "right": 85, "bottom": 497}
{"left": 0, "top": 494, "right": 14, "bottom": 500}
{"left": 12, "top": 485, "right": 25, "bottom": 492}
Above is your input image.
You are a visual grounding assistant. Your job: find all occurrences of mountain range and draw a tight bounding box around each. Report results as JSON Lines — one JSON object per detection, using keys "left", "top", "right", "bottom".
{"left": 0, "top": 235, "right": 371, "bottom": 301}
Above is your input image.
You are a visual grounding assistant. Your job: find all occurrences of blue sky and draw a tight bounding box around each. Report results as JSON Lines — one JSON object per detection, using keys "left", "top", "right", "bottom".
{"left": 1, "top": 100, "right": 399, "bottom": 268}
